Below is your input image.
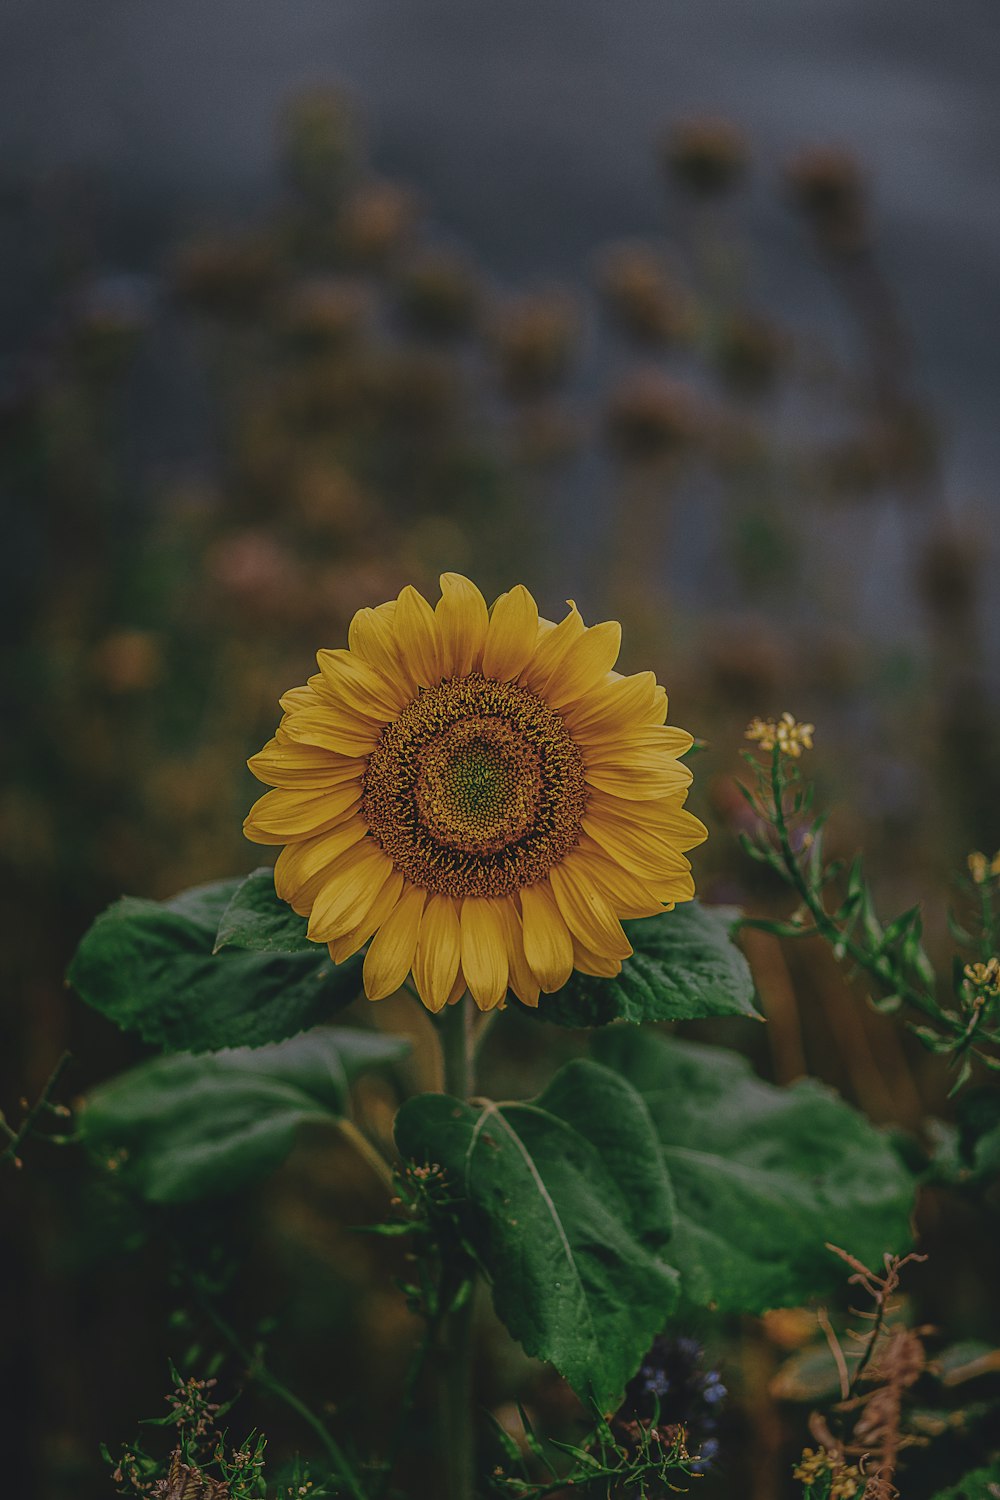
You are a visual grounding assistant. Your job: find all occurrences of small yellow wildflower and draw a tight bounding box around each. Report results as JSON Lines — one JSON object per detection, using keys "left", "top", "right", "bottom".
{"left": 963, "top": 957, "right": 1000, "bottom": 1003}
{"left": 745, "top": 711, "right": 814, "bottom": 758}
{"left": 968, "top": 850, "right": 1000, "bottom": 884}
{"left": 792, "top": 1448, "right": 862, "bottom": 1498}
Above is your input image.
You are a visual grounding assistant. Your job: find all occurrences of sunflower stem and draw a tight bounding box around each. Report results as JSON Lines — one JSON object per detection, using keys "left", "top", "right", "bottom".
{"left": 438, "top": 1000, "right": 477, "bottom": 1500}
{"left": 440, "top": 996, "right": 475, "bottom": 1102}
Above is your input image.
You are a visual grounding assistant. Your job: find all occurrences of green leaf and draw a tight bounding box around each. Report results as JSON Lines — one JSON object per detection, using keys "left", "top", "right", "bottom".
{"left": 394, "top": 1059, "right": 680, "bottom": 1410}
{"left": 80, "top": 1026, "right": 407, "bottom": 1203}
{"left": 593, "top": 1028, "right": 916, "bottom": 1312}
{"left": 527, "top": 901, "right": 761, "bottom": 1028}
{"left": 68, "top": 878, "right": 364, "bottom": 1050}
{"left": 214, "top": 867, "right": 313, "bottom": 954}
{"left": 930, "top": 1462, "right": 1000, "bottom": 1499}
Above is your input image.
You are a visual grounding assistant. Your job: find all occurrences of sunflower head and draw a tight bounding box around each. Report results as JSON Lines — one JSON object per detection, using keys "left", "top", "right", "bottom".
{"left": 245, "top": 575, "right": 705, "bottom": 1014}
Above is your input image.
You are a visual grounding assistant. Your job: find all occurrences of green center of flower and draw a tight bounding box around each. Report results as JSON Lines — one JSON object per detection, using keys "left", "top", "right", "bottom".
{"left": 414, "top": 717, "right": 541, "bottom": 855}
{"left": 362, "top": 674, "right": 586, "bottom": 898}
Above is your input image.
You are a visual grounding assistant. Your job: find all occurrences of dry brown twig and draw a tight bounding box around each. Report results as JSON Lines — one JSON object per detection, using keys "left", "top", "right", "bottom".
{"left": 800, "top": 1246, "right": 930, "bottom": 1500}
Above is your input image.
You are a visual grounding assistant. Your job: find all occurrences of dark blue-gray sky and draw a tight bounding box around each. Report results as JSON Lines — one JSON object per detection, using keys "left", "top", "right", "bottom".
{"left": 2, "top": 0, "right": 998, "bottom": 513}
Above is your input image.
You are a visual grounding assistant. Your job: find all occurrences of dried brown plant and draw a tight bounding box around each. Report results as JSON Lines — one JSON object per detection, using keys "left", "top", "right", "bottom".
{"left": 808, "top": 1246, "right": 930, "bottom": 1500}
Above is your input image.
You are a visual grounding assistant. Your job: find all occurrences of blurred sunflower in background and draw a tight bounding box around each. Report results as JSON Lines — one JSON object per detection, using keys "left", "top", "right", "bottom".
{"left": 245, "top": 574, "right": 705, "bottom": 1011}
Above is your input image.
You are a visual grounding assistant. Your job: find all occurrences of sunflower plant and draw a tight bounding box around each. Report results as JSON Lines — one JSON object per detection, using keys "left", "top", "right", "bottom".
{"left": 68, "top": 577, "right": 918, "bottom": 1498}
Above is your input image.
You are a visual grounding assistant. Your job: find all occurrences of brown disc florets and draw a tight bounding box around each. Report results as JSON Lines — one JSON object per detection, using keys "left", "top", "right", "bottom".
{"left": 362, "top": 673, "right": 587, "bottom": 897}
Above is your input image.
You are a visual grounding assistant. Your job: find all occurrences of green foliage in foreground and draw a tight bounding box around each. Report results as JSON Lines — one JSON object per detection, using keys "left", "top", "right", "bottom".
{"left": 69, "top": 875, "right": 763, "bottom": 1043}
{"left": 67, "top": 864, "right": 922, "bottom": 1464}
{"left": 80, "top": 1027, "right": 408, "bottom": 1202}
{"left": 593, "top": 1028, "right": 915, "bottom": 1311}
{"left": 68, "top": 877, "right": 362, "bottom": 1050}
{"left": 396, "top": 1031, "right": 915, "bottom": 1408}
{"left": 396, "top": 1059, "right": 680, "bottom": 1411}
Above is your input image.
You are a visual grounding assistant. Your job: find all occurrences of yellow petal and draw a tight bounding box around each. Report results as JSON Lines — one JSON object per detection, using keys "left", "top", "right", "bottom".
{"left": 363, "top": 882, "right": 427, "bottom": 1001}
{"left": 545, "top": 620, "right": 622, "bottom": 710}
{"left": 436, "top": 573, "right": 488, "bottom": 678}
{"left": 496, "top": 898, "right": 540, "bottom": 1007}
{"left": 307, "top": 840, "right": 395, "bottom": 942}
{"left": 562, "top": 672, "right": 667, "bottom": 736}
{"left": 248, "top": 738, "right": 365, "bottom": 790}
{"left": 574, "top": 840, "right": 671, "bottom": 918}
{"left": 395, "top": 585, "right": 443, "bottom": 689}
{"left": 581, "top": 725, "right": 694, "bottom": 761}
{"left": 445, "top": 968, "right": 468, "bottom": 1006}
{"left": 347, "top": 600, "right": 401, "bottom": 682}
{"left": 412, "top": 895, "right": 462, "bottom": 1013}
{"left": 549, "top": 858, "right": 633, "bottom": 961}
{"left": 280, "top": 709, "right": 381, "bottom": 757}
{"left": 582, "top": 807, "right": 696, "bottom": 883}
{"left": 586, "top": 790, "right": 708, "bottom": 850}
{"left": 519, "top": 881, "right": 574, "bottom": 992}
{"left": 521, "top": 601, "right": 586, "bottom": 695}
{"left": 244, "top": 785, "right": 362, "bottom": 844}
{"left": 481, "top": 585, "right": 540, "bottom": 681}
{"left": 571, "top": 937, "right": 623, "bottom": 978}
{"left": 314, "top": 648, "right": 408, "bottom": 719}
{"left": 274, "top": 816, "right": 369, "bottom": 908}
{"left": 328, "top": 869, "right": 405, "bottom": 963}
{"left": 584, "top": 762, "right": 692, "bottom": 800}
{"left": 278, "top": 685, "right": 317, "bottom": 715}
{"left": 460, "top": 898, "right": 509, "bottom": 1011}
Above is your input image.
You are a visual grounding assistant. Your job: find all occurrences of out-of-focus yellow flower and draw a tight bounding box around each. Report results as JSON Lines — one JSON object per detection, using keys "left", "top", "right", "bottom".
{"left": 745, "top": 711, "right": 814, "bottom": 758}
{"left": 792, "top": 1448, "right": 861, "bottom": 1498}
{"left": 968, "top": 850, "right": 1000, "bottom": 884}
{"left": 245, "top": 575, "right": 705, "bottom": 1013}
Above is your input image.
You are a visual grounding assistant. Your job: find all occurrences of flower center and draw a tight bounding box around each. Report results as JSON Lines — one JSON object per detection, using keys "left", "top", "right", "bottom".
{"left": 414, "top": 717, "right": 541, "bottom": 854}
{"left": 362, "top": 674, "right": 586, "bottom": 897}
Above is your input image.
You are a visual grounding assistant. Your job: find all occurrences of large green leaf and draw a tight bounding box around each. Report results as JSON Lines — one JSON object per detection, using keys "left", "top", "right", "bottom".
{"left": 80, "top": 1026, "right": 408, "bottom": 1203}
{"left": 68, "top": 878, "right": 364, "bottom": 1051}
{"left": 214, "top": 867, "right": 313, "bottom": 954}
{"left": 530, "top": 901, "right": 761, "bottom": 1027}
{"left": 394, "top": 1059, "right": 679, "bottom": 1411}
{"left": 594, "top": 1028, "right": 916, "bottom": 1312}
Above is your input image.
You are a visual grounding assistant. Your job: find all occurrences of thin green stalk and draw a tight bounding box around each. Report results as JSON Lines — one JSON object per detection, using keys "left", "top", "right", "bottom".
{"left": 1, "top": 1051, "right": 72, "bottom": 1168}
{"left": 437, "top": 1002, "right": 477, "bottom": 1500}
{"left": 768, "top": 752, "right": 940, "bottom": 1023}
{"left": 191, "top": 1278, "right": 368, "bottom": 1500}
{"left": 336, "top": 1117, "right": 395, "bottom": 1193}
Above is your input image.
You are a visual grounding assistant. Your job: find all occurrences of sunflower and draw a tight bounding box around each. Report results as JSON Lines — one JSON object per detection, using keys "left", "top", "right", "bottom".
{"left": 244, "top": 574, "right": 705, "bottom": 1013}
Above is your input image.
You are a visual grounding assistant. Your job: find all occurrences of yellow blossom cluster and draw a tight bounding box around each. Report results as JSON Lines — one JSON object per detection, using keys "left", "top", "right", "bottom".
{"left": 963, "top": 957, "right": 1000, "bottom": 1002}
{"left": 745, "top": 711, "right": 815, "bottom": 758}
{"left": 968, "top": 850, "right": 1000, "bottom": 884}
{"left": 792, "top": 1448, "right": 862, "bottom": 1499}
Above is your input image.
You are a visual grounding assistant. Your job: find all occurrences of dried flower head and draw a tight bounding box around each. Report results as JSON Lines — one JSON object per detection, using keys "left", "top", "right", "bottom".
{"left": 492, "top": 291, "right": 578, "bottom": 398}
{"left": 597, "top": 243, "right": 696, "bottom": 347}
{"left": 336, "top": 181, "right": 417, "bottom": 266}
{"left": 398, "top": 251, "right": 481, "bottom": 339}
{"left": 605, "top": 370, "right": 698, "bottom": 462}
{"left": 786, "top": 147, "right": 868, "bottom": 253}
{"left": 662, "top": 117, "right": 749, "bottom": 195}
